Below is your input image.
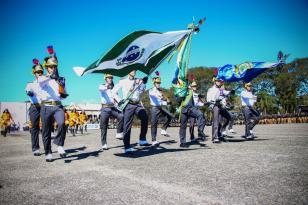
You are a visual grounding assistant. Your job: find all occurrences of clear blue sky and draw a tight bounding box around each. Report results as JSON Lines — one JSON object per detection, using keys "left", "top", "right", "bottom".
{"left": 1, "top": 0, "right": 308, "bottom": 104}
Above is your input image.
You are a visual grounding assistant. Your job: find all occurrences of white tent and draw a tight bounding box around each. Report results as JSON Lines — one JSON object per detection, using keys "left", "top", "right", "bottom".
{"left": 0, "top": 102, "right": 31, "bottom": 130}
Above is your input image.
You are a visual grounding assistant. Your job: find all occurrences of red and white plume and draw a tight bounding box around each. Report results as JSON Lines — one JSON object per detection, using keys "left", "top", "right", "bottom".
{"left": 47, "top": 45, "right": 55, "bottom": 56}
{"left": 33, "top": 58, "right": 39, "bottom": 65}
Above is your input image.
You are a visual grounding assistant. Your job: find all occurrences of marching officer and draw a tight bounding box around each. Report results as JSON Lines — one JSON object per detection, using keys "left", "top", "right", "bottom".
{"left": 219, "top": 85, "right": 234, "bottom": 137}
{"left": 25, "top": 59, "right": 43, "bottom": 156}
{"left": 98, "top": 74, "right": 124, "bottom": 150}
{"left": 148, "top": 72, "right": 173, "bottom": 146}
{"left": 178, "top": 80, "right": 206, "bottom": 147}
{"left": 240, "top": 82, "right": 260, "bottom": 140}
{"left": 113, "top": 70, "right": 150, "bottom": 153}
{"left": 188, "top": 80, "right": 206, "bottom": 142}
{"left": 37, "top": 47, "right": 68, "bottom": 162}
{"left": 206, "top": 75, "right": 231, "bottom": 143}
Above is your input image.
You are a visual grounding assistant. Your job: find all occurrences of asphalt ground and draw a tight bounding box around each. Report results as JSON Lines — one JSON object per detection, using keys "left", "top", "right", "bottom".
{"left": 0, "top": 123, "right": 307, "bottom": 205}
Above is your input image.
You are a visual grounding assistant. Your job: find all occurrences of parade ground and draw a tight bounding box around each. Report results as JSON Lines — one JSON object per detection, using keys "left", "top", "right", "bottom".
{"left": 0, "top": 124, "right": 307, "bottom": 205}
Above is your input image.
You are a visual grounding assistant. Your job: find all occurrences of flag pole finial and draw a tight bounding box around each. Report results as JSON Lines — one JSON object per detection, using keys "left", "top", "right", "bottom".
{"left": 187, "top": 17, "right": 206, "bottom": 33}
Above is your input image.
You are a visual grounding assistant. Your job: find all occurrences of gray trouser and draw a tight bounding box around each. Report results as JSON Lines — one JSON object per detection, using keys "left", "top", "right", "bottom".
{"left": 150, "top": 107, "right": 172, "bottom": 141}
{"left": 189, "top": 117, "right": 195, "bottom": 140}
{"left": 29, "top": 105, "right": 41, "bottom": 152}
{"left": 123, "top": 103, "right": 148, "bottom": 149}
{"left": 228, "top": 111, "right": 235, "bottom": 130}
{"left": 100, "top": 107, "right": 124, "bottom": 145}
{"left": 40, "top": 105, "right": 66, "bottom": 155}
{"left": 179, "top": 107, "right": 205, "bottom": 144}
{"left": 242, "top": 107, "right": 260, "bottom": 137}
{"left": 212, "top": 106, "right": 230, "bottom": 139}
{"left": 220, "top": 109, "right": 231, "bottom": 133}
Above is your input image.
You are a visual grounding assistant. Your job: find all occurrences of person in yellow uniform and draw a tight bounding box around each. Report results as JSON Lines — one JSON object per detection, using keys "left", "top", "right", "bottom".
{"left": 0, "top": 109, "right": 14, "bottom": 137}
{"left": 79, "top": 111, "right": 88, "bottom": 134}
{"left": 69, "top": 109, "right": 78, "bottom": 136}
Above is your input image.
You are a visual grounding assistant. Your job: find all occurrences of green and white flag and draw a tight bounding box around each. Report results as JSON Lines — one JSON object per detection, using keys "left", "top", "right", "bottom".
{"left": 73, "top": 30, "right": 191, "bottom": 77}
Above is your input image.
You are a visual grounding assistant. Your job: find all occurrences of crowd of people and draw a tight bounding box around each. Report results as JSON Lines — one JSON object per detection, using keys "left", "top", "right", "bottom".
{"left": 65, "top": 109, "right": 88, "bottom": 136}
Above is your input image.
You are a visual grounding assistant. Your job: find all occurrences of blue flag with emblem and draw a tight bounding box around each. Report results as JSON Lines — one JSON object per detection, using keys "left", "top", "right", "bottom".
{"left": 216, "top": 62, "right": 281, "bottom": 82}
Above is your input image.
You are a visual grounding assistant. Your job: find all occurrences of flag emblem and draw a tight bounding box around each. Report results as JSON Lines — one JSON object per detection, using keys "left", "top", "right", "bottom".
{"left": 117, "top": 45, "right": 144, "bottom": 66}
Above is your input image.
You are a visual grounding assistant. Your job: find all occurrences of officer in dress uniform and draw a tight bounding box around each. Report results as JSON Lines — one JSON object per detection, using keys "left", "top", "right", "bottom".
{"left": 220, "top": 85, "right": 236, "bottom": 134}
{"left": 113, "top": 70, "right": 149, "bottom": 153}
{"left": 148, "top": 72, "right": 173, "bottom": 146}
{"left": 188, "top": 80, "right": 206, "bottom": 142}
{"left": 99, "top": 74, "right": 124, "bottom": 150}
{"left": 178, "top": 80, "right": 206, "bottom": 147}
{"left": 37, "top": 48, "right": 68, "bottom": 162}
{"left": 206, "top": 76, "right": 231, "bottom": 143}
{"left": 240, "top": 82, "right": 260, "bottom": 140}
{"left": 25, "top": 59, "right": 44, "bottom": 156}
{"left": 218, "top": 85, "right": 234, "bottom": 137}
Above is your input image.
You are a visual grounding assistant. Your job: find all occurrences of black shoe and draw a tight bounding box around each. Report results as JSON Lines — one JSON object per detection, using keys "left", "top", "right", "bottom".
{"left": 33, "top": 153, "right": 40, "bottom": 156}
{"left": 198, "top": 133, "right": 207, "bottom": 141}
{"left": 59, "top": 153, "right": 67, "bottom": 158}
{"left": 219, "top": 137, "right": 227, "bottom": 142}
{"left": 191, "top": 138, "right": 197, "bottom": 143}
{"left": 179, "top": 143, "right": 189, "bottom": 148}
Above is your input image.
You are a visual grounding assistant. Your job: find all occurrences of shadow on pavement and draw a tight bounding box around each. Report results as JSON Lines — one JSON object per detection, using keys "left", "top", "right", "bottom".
{"left": 65, "top": 146, "right": 87, "bottom": 153}
{"left": 226, "top": 138, "right": 270, "bottom": 143}
{"left": 52, "top": 149, "right": 103, "bottom": 163}
{"left": 114, "top": 144, "right": 210, "bottom": 158}
{"left": 252, "top": 138, "right": 270, "bottom": 141}
{"left": 186, "top": 140, "right": 208, "bottom": 147}
{"left": 226, "top": 138, "right": 248, "bottom": 143}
